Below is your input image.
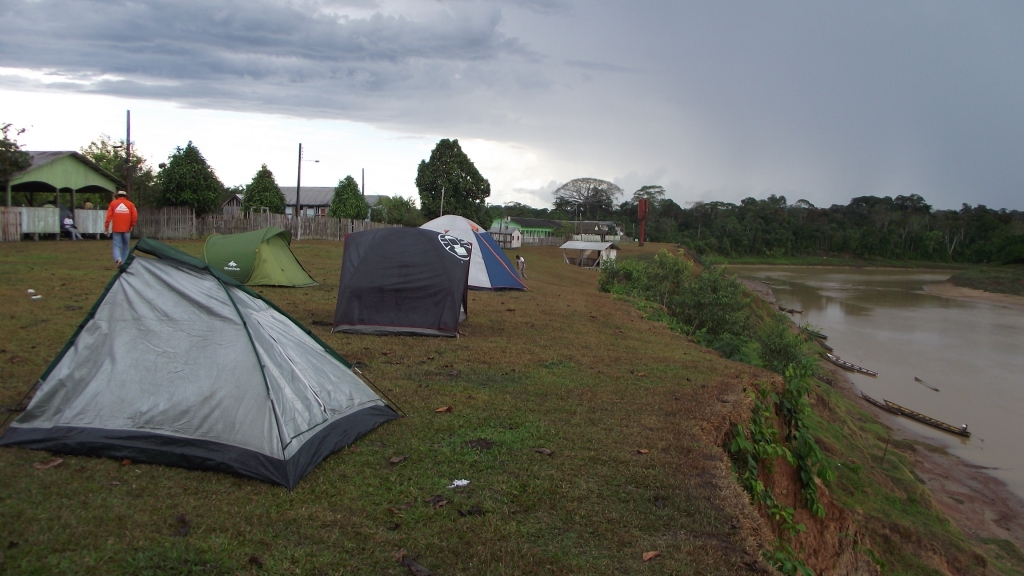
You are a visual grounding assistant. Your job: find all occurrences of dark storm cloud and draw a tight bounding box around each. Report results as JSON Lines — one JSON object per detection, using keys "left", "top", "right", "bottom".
{"left": 3, "top": 0, "right": 1023, "bottom": 209}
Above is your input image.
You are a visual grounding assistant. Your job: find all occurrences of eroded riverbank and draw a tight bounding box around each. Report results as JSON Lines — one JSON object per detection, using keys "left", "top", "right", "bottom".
{"left": 741, "top": 273, "right": 1024, "bottom": 548}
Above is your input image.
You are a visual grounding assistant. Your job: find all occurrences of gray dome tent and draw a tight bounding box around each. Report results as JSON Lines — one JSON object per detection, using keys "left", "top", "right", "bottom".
{"left": 0, "top": 239, "right": 398, "bottom": 489}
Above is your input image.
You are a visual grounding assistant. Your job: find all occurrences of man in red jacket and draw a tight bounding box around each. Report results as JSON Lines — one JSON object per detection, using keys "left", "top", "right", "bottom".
{"left": 105, "top": 190, "right": 138, "bottom": 266}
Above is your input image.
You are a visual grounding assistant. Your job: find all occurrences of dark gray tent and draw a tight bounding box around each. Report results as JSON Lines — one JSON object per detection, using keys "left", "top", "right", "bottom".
{"left": 333, "top": 227, "right": 472, "bottom": 337}
{"left": 0, "top": 239, "right": 398, "bottom": 489}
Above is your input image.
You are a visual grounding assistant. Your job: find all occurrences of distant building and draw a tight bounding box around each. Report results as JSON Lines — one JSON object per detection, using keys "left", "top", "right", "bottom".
{"left": 498, "top": 217, "right": 621, "bottom": 243}
{"left": 264, "top": 187, "right": 384, "bottom": 218}
{"left": 222, "top": 194, "right": 244, "bottom": 216}
{"left": 6, "top": 151, "right": 123, "bottom": 208}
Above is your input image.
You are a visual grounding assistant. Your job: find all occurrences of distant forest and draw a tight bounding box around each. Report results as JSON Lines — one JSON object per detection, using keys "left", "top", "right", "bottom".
{"left": 489, "top": 194, "right": 1024, "bottom": 264}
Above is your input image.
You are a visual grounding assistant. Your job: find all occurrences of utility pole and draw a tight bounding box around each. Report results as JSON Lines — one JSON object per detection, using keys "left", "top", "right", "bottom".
{"left": 296, "top": 143, "right": 303, "bottom": 220}
{"left": 361, "top": 168, "right": 365, "bottom": 196}
{"left": 125, "top": 110, "right": 133, "bottom": 198}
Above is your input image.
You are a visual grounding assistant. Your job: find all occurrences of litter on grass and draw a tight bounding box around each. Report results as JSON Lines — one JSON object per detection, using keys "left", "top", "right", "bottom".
{"left": 448, "top": 479, "right": 470, "bottom": 489}
{"left": 30, "top": 295, "right": 42, "bottom": 300}
{"left": 26, "top": 289, "right": 35, "bottom": 294}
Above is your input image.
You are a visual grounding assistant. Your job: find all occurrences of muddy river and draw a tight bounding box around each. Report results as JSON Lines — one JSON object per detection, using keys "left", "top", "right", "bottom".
{"left": 732, "top": 266, "right": 1024, "bottom": 497}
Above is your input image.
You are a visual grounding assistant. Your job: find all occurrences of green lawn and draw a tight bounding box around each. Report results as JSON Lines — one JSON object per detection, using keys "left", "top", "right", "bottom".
{"left": 0, "top": 239, "right": 767, "bottom": 575}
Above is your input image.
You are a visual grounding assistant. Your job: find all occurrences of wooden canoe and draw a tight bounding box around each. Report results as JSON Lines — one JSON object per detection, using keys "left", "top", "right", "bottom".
{"left": 914, "top": 377, "right": 940, "bottom": 392}
{"left": 861, "top": 392, "right": 900, "bottom": 414}
{"left": 815, "top": 374, "right": 837, "bottom": 387}
{"left": 883, "top": 399, "right": 970, "bottom": 438}
{"left": 803, "top": 328, "right": 827, "bottom": 340}
{"left": 816, "top": 339, "right": 834, "bottom": 352}
{"left": 825, "top": 353, "right": 878, "bottom": 377}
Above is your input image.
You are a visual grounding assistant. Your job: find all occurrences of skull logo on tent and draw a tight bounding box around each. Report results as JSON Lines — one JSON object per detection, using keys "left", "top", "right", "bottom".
{"left": 438, "top": 234, "right": 471, "bottom": 260}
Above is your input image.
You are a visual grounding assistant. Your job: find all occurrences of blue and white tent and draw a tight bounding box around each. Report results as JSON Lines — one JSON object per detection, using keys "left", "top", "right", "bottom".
{"left": 421, "top": 215, "right": 527, "bottom": 291}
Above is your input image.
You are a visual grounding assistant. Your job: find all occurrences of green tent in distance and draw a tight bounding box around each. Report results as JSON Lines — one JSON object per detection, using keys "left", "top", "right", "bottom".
{"left": 202, "top": 227, "right": 317, "bottom": 287}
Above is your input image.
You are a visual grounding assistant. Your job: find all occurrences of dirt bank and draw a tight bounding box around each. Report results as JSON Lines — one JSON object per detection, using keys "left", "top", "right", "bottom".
{"left": 922, "top": 281, "right": 1024, "bottom": 312}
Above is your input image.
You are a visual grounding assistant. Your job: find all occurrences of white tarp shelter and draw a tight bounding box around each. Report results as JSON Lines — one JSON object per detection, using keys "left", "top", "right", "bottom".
{"left": 559, "top": 241, "right": 620, "bottom": 268}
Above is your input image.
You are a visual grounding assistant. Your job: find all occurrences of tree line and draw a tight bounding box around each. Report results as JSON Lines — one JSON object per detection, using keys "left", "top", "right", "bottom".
{"left": 487, "top": 180, "right": 1024, "bottom": 264}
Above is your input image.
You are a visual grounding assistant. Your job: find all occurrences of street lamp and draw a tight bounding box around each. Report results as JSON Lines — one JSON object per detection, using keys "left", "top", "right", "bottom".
{"left": 295, "top": 143, "right": 319, "bottom": 219}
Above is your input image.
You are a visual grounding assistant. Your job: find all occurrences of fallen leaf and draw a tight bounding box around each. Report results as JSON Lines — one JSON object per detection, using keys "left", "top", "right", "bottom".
{"left": 400, "top": 556, "right": 432, "bottom": 576}
{"left": 458, "top": 506, "right": 485, "bottom": 517}
{"left": 120, "top": 459, "right": 132, "bottom": 466}
{"left": 642, "top": 551, "right": 661, "bottom": 562}
{"left": 425, "top": 356, "right": 435, "bottom": 360}
{"left": 637, "top": 372, "right": 646, "bottom": 377}
{"left": 175, "top": 513, "right": 190, "bottom": 537}
{"left": 435, "top": 406, "right": 453, "bottom": 413}
{"left": 8, "top": 355, "right": 21, "bottom": 364}
{"left": 248, "top": 555, "right": 264, "bottom": 567}
{"left": 637, "top": 449, "right": 650, "bottom": 455}
{"left": 382, "top": 350, "right": 392, "bottom": 356}
{"left": 466, "top": 438, "right": 494, "bottom": 450}
{"left": 394, "top": 549, "right": 408, "bottom": 562}
{"left": 389, "top": 454, "right": 409, "bottom": 464}
{"left": 425, "top": 495, "right": 448, "bottom": 508}
{"left": 32, "top": 458, "right": 63, "bottom": 470}
{"left": 533, "top": 448, "right": 553, "bottom": 456}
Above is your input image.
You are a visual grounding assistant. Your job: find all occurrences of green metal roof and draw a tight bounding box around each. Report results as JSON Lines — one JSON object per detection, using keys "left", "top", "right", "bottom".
{"left": 9, "top": 152, "right": 124, "bottom": 192}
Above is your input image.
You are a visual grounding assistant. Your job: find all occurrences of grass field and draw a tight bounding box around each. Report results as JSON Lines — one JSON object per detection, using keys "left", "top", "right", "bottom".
{"left": 0, "top": 239, "right": 769, "bottom": 575}
{"left": 949, "top": 264, "right": 1024, "bottom": 297}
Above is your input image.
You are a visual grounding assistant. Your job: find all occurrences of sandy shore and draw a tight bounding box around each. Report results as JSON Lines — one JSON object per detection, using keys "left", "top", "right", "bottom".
{"left": 922, "top": 281, "right": 1024, "bottom": 312}
{"left": 743, "top": 280, "right": 1024, "bottom": 548}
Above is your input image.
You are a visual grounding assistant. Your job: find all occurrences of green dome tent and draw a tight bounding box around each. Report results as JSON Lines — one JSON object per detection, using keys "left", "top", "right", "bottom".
{"left": 202, "top": 227, "right": 317, "bottom": 287}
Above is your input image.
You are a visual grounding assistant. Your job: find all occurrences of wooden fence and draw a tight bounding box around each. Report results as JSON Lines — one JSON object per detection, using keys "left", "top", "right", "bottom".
{"left": 521, "top": 235, "right": 566, "bottom": 247}
{"left": 1, "top": 208, "right": 21, "bottom": 242}
{"left": 133, "top": 207, "right": 397, "bottom": 241}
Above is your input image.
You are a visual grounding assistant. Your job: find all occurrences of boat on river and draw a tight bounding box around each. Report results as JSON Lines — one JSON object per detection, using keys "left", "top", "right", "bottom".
{"left": 825, "top": 353, "right": 878, "bottom": 377}
{"left": 914, "top": 377, "right": 940, "bottom": 392}
{"left": 861, "top": 392, "right": 899, "bottom": 414}
{"left": 803, "top": 327, "right": 827, "bottom": 340}
{"left": 816, "top": 339, "right": 834, "bottom": 352}
{"left": 883, "top": 399, "right": 970, "bottom": 438}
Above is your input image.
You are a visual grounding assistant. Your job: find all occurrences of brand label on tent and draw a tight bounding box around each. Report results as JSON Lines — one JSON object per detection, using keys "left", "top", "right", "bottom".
{"left": 224, "top": 260, "right": 241, "bottom": 271}
{"left": 438, "top": 234, "right": 471, "bottom": 260}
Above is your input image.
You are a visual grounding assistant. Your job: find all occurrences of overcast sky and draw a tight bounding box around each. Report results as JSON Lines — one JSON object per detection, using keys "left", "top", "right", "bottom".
{"left": 2, "top": 0, "right": 1022, "bottom": 210}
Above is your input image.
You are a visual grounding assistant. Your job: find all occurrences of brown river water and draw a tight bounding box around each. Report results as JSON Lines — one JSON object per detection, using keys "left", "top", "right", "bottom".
{"left": 732, "top": 266, "right": 1024, "bottom": 498}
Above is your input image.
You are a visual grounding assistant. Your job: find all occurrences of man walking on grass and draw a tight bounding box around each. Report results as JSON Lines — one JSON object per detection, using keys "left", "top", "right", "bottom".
{"left": 105, "top": 190, "right": 137, "bottom": 266}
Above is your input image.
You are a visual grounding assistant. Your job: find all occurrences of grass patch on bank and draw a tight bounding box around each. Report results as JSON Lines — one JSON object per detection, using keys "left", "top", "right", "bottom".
{"left": 949, "top": 264, "right": 1024, "bottom": 297}
{"left": 0, "top": 239, "right": 765, "bottom": 575}
{"left": 600, "top": 247, "right": 1024, "bottom": 575}
{"left": 710, "top": 255, "right": 969, "bottom": 269}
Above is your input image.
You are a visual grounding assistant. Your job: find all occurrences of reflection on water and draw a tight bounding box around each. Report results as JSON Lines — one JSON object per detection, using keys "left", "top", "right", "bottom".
{"left": 733, "top": 266, "right": 1024, "bottom": 498}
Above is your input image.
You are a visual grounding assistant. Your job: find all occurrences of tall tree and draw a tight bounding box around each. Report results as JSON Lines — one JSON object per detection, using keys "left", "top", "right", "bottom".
{"left": 416, "top": 139, "right": 491, "bottom": 224}
{"left": 328, "top": 175, "right": 369, "bottom": 219}
{"left": 157, "top": 142, "right": 224, "bottom": 216}
{"left": 80, "top": 135, "right": 159, "bottom": 207}
{"left": 553, "top": 178, "right": 622, "bottom": 219}
{"left": 371, "top": 195, "right": 421, "bottom": 226}
{"left": 1, "top": 123, "right": 31, "bottom": 205}
{"left": 632, "top": 184, "right": 666, "bottom": 204}
{"left": 242, "top": 164, "right": 285, "bottom": 214}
